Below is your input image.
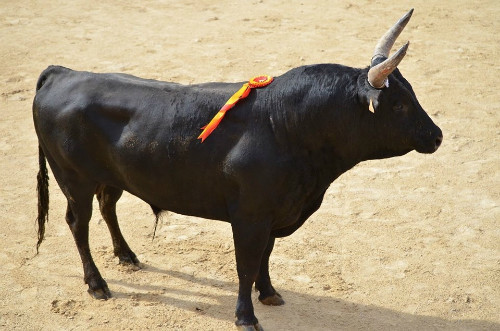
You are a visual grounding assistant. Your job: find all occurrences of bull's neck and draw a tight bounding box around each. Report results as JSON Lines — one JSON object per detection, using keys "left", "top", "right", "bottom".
{"left": 274, "top": 66, "right": 383, "bottom": 183}
{"left": 304, "top": 109, "right": 380, "bottom": 184}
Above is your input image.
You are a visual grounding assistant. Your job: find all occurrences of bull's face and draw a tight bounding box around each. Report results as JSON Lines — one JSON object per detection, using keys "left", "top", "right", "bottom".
{"left": 368, "top": 69, "right": 443, "bottom": 155}
{"left": 363, "top": 9, "right": 443, "bottom": 156}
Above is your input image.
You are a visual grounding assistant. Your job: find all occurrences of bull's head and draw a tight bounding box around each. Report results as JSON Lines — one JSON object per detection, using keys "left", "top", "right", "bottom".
{"left": 360, "top": 9, "right": 443, "bottom": 156}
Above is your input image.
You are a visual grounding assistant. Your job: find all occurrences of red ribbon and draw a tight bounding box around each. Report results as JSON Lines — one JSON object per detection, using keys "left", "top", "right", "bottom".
{"left": 198, "top": 75, "right": 273, "bottom": 142}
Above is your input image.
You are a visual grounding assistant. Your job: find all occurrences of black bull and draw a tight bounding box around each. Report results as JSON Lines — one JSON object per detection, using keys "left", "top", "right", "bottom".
{"left": 33, "top": 10, "right": 442, "bottom": 330}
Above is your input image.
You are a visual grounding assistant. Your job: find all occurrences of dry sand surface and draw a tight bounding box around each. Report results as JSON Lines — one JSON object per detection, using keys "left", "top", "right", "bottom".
{"left": 1, "top": 0, "right": 499, "bottom": 330}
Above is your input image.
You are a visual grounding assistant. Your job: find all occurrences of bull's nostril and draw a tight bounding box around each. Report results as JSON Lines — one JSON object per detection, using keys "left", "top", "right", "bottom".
{"left": 435, "top": 136, "right": 443, "bottom": 149}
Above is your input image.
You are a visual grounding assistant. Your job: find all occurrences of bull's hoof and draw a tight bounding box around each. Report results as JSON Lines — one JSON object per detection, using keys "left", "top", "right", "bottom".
{"left": 119, "top": 259, "right": 142, "bottom": 272}
{"left": 255, "top": 284, "right": 284, "bottom": 306}
{"left": 259, "top": 292, "right": 285, "bottom": 306}
{"left": 117, "top": 250, "right": 140, "bottom": 266}
{"left": 88, "top": 286, "right": 112, "bottom": 300}
{"left": 259, "top": 294, "right": 285, "bottom": 306}
{"left": 236, "top": 323, "right": 264, "bottom": 331}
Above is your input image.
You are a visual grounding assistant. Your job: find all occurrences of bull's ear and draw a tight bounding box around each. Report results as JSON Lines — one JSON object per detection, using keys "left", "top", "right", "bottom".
{"left": 358, "top": 87, "right": 380, "bottom": 113}
{"left": 368, "top": 98, "right": 376, "bottom": 113}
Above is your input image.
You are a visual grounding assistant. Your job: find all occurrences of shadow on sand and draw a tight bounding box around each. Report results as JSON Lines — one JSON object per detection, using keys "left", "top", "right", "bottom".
{"left": 106, "top": 263, "right": 499, "bottom": 330}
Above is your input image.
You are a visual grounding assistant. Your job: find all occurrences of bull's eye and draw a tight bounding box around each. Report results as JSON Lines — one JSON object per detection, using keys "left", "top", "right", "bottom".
{"left": 393, "top": 104, "right": 404, "bottom": 112}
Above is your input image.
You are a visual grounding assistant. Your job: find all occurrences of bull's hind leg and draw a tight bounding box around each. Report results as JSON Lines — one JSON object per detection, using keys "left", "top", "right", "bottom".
{"left": 255, "top": 236, "right": 285, "bottom": 306}
{"left": 64, "top": 186, "right": 111, "bottom": 299}
{"left": 96, "top": 185, "right": 139, "bottom": 266}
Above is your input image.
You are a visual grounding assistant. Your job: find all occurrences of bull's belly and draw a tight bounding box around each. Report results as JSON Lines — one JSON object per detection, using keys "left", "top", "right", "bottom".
{"left": 95, "top": 154, "right": 232, "bottom": 222}
{"left": 126, "top": 181, "right": 232, "bottom": 222}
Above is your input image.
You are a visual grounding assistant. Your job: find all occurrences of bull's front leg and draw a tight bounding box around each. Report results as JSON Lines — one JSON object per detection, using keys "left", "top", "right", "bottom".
{"left": 231, "top": 220, "right": 271, "bottom": 331}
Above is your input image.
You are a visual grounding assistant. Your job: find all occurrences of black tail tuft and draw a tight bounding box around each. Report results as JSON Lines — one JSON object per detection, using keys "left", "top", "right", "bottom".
{"left": 36, "top": 145, "right": 49, "bottom": 253}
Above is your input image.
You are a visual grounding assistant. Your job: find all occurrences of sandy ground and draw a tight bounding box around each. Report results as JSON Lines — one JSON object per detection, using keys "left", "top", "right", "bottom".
{"left": 1, "top": 0, "right": 499, "bottom": 330}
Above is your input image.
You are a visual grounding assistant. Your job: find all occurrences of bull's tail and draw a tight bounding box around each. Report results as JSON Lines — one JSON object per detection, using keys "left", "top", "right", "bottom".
{"left": 34, "top": 67, "right": 53, "bottom": 253}
{"left": 36, "top": 145, "right": 49, "bottom": 253}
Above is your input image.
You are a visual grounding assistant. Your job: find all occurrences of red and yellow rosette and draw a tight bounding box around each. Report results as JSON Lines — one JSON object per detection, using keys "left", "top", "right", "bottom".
{"left": 248, "top": 75, "right": 274, "bottom": 88}
{"left": 198, "top": 75, "right": 274, "bottom": 142}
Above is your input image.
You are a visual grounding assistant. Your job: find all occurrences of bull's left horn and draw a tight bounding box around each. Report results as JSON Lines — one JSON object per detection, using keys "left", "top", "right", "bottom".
{"left": 367, "top": 41, "right": 409, "bottom": 88}
{"left": 371, "top": 8, "right": 413, "bottom": 63}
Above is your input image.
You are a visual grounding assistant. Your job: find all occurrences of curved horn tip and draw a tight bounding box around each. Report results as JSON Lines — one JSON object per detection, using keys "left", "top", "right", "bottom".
{"left": 403, "top": 8, "right": 414, "bottom": 20}
{"left": 390, "top": 41, "right": 410, "bottom": 64}
{"left": 399, "top": 8, "right": 414, "bottom": 25}
{"left": 371, "top": 9, "right": 415, "bottom": 63}
{"left": 401, "top": 41, "right": 410, "bottom": 52}
{"left": 404, "top": 41, "right": 410, "bottom": 53}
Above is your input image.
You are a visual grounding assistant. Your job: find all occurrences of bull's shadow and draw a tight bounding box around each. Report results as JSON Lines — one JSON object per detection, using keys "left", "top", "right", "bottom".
{"left": 107, "top": 264, "right": 498, "bottom": 330}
